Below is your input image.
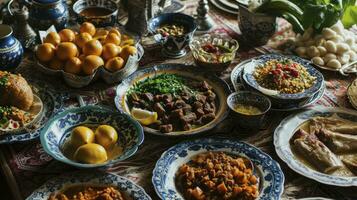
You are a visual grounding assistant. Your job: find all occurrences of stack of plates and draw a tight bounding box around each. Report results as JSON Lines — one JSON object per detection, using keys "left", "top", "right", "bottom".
{"left": 231, "top": 55, "right": 325, "bottom": 111}
{"left": 209, "top": 0, "right": 248, "bottom": 15}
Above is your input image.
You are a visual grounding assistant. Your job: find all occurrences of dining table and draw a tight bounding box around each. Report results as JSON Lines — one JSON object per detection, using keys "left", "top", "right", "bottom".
{"left": 0, "top": 0, "right": 356, "bottom": 200}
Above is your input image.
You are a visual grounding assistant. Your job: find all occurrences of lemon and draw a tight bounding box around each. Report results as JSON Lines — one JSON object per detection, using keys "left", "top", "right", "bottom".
{"left": 74, "top": 143, "right": 108, "bottom": 164}
{"left": 131, "top": 108, "right": 158, "bottom": 125}
{"left": 70, "top": 126, "right": 95, "bottom": 149}
{"left": 95, "top": 125, "right": 118, "bottom": 150}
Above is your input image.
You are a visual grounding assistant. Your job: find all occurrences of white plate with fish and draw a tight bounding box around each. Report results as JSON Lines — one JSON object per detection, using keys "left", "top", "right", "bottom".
{"left": 274, "top": 106, "right": 357, "bottom": 186}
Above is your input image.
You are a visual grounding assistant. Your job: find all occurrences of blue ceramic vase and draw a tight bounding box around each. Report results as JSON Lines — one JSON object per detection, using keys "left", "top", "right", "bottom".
{"left": 24, "top": 0, "right": 69, "bottom": 30}
{"left": 0, "top": 25, "right": 24, "bottom": 71}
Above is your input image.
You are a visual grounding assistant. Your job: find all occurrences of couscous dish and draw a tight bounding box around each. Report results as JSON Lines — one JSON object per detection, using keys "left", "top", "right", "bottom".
{"left": 253, "top": 59, "right": 316, "bottom": 94}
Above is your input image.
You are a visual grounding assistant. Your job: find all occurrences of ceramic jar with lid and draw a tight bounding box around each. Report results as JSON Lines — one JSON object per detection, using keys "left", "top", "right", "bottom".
{"left": 0, "top": 25, "right": 24, "bottom": 71}
{"left": 24, "top": 0, "right": 69, "bottom": 30}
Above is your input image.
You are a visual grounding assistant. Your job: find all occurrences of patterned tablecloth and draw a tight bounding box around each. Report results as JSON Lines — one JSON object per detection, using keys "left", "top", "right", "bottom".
{"left": 1, "top": 1, "right": 357, "bottom": 200}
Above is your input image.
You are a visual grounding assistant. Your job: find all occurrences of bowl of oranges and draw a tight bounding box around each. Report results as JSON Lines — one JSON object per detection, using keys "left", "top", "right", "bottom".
{"left": 35, "top": 22, "right": 143, "bottom": 88}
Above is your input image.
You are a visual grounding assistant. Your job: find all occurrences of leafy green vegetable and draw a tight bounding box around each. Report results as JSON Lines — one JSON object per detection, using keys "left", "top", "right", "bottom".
{"left": 0, "top": 106, "right": 12, "bottom": 126}
{"left": 254, "top": 0, "right": 348, "bottom": 33}
{"left": 342, "top": 2, "right": 357, "bottom": 28}
{"left": 128, "top": 74, "right": 196, "bottom": 96}
{"left": 0, "top": 74, "right": 9, "bottom": 87}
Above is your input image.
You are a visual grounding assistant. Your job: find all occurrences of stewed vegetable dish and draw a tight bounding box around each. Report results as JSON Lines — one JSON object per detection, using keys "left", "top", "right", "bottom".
{"left": 254, "top": 59, "right": 316, "bottom": 94}
{"left": 176, "top": 152, "right": 259, "bottom": 200}
{"left": 48, "top": 185, "right": 127, "bottom": 200}
{"left": 127, "top": 74, "right": 217, "bottom": 133}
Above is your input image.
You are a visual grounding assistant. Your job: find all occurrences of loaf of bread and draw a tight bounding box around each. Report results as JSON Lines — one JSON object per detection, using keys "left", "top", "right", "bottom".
{"left": 0, "top": 71, "right": 34, "bottom": 111}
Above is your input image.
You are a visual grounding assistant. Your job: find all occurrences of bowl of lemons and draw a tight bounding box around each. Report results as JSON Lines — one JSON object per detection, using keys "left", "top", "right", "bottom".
{"left": 35, "top": 22, "right": 143, "bottom": 88}
{"left": 40, "top": 105, "right": 144, "bottom": 168}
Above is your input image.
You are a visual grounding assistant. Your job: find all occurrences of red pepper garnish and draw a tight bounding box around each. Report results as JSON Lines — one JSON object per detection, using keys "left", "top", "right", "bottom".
{"left": 290, "top": 69, "right": 299, "bottom": 77}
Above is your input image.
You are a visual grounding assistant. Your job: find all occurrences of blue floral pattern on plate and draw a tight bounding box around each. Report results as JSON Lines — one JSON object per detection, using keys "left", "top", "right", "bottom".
{"left": 231, "top": 59, "right": 325, "bottom": 111}
{"left": 0, "top": 83, "right": 65, "bottom": 144}
{"left": 242, "top": 54, "right": 324, "bottom": 100}
{"left": 274, "top": 106, "right": 357, "bottom": 186}
{"left": 40, "top": 105, "right": 144, "bottom": 168}
{"left": 26, "top": 172, "right": 151, "bottom": 200}
{"left": 152, "top": 137, "right": 284, "bottom": 200}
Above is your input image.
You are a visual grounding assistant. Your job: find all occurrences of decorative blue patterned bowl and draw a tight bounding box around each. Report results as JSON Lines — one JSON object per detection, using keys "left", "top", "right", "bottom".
{"left": 242, "top": 54, "right": 324, "bottom": 104}
{"left": 40, "top": 105, "right": 144, "bottom": 168}
{"left": 148, "top": 13, "right": 197, "bottom": 58}
{"left": 25, "top": 0, "right": 69, "bottom": 30}
{"left": 152, "top": 137, "right": 284, "bottom": 200}
{"left": 26, "top": 172, "right": 151, "bottom": 200}
{"left": 73, "top": 0, "right": 119, "bottom": 27}
{"left": 227, "top": 91, "right": 271, "bottom": 130}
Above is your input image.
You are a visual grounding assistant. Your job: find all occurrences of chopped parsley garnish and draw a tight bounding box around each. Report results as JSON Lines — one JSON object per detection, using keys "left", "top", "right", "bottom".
{"left": 128, "top": 74, "right": 196, "bottom": 96}
{"left": 0, "top": 73, "right": 9, "bottom": 87}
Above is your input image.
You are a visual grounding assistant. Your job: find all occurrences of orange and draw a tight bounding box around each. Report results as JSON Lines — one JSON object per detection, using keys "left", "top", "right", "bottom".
{"left": 122, "top": 34, "right": 130, "bottom": 41}
{"left": 102, "top": 43, "right": 120, "bottom": 60}
{"left": 109, "top": 28, "right": 121, "bottom": 38}
{"left": 59, "top": 29, "right": 76, "bottom": 42}
{"left": 104, "top": 33, "right": 121, "bottom": 45}
{"left": 82, "top": 55, "right": 104, "bottom": 75}
{"left": 48, "top": 57, "right": 64, "bottom": 70}
{"left": 119, "top": 46, "right": 137, "bottom": 62}
{"left": 105, "top": 57, "right": 124, "bottom": 72}
{"left": 83, "top": 39, "right": 103, "bottom": 56}
{"left": 56, "top": 42, "right": 78, "bottom": 60}
{"left": 44, "top": 32, "right": 61, "bottom": 46}
{"left": 120, "top": 39, "right": 135, "bottom": 46}
{"left": 94, "top": 29, "right": 109, "bottom": 38}
{"left": 78, "top": 54, "right": 86, "bottom": 61}
{"left": 36, "top": 43, "right": 56, "bottom": 62}
{"left": 75, "top": 33, "right": 92, "bottom": 49}
{"left": 64, "top": 57, "right": 82, "bottom": 75}
{"left": 80, "top": 22, "right": 96, "bottom": 36}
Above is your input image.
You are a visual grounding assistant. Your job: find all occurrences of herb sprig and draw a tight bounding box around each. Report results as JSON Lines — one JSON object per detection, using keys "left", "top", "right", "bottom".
{"left": 128, "top": 74, "right": 196, "bottom": 96}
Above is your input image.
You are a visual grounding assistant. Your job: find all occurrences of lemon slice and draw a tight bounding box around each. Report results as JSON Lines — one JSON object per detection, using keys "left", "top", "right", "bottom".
{"left": 131, "top": 108, "right": 158, "bottom": 126}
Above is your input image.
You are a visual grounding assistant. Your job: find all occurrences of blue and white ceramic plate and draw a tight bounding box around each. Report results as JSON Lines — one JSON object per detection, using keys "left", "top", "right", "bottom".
{"left": 274, "top": 106, "right": 357, "bottom": 186}
{"left": 40, "top": 105, "right": 144, "bottom": 168}
{"left": 152, "top": 138, "right": 284, "bottom": 200}
{"left": 242, "top": 54, "right": 324, "bottom": 100}
{"left": 26, "top": 172, "right": 151, "bottom": 200}
{"left": 115, "top": 64, "right": 231, "bottom": 136}
{"left": 0, "top": 85, "right": 64, "bottom": 144}
{"left": 231, "top": 60, "right": 325, "bottom": 111}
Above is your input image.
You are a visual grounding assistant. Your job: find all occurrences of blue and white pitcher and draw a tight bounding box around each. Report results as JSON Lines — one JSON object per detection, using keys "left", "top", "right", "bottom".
{"left": 23, "top": 0, "right": 69, "bottom": 30}
{"left": 0, "top": 25, "right": 23, "bottom": 71}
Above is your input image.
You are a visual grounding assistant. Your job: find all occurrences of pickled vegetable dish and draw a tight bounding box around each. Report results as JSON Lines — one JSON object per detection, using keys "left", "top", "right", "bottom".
{"left": 254, "top": 59, "right": 316, "bottom": 94}
{"left": 157, "top": 24, "right": 186, "bottom": 37}
{"left": 198, "top": 44, "right": 233, "bottom": 64}
{"left": 176, "top": 152, "right": 259, "bottom": 200}
{"left": 127, "top": 74, "right": 217, "bottom": 133}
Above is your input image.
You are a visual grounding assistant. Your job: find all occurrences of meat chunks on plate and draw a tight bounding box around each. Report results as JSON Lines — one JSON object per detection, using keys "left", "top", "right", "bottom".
{"left": 128, "top": 80, "right": 218, "bottom": 133}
